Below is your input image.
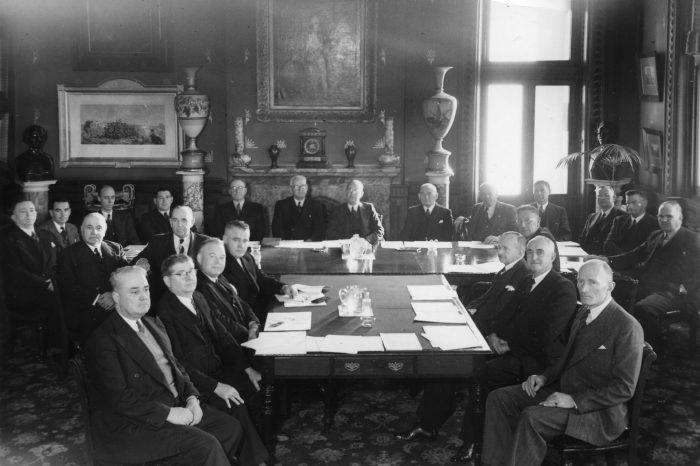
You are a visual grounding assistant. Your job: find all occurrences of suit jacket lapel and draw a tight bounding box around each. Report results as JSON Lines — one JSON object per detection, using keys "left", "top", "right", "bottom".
{"left": 566, "top": 303, "right": 615, "bottom": 369}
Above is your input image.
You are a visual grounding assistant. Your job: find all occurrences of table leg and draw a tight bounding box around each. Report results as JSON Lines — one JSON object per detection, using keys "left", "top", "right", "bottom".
{"left": 323, "top": 378, "right": 334, "bottom": 431}
{"left": 472, "top": 355, "right": 487, "bottom": 466}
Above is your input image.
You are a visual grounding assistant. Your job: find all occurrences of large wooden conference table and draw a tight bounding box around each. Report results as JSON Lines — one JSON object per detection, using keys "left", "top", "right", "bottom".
{"left": 256, "top": 272, "right": 493, "bottom": 463}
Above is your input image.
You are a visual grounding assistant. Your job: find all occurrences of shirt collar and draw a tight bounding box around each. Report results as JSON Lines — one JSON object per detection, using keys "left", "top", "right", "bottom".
{"left": 18, "top": 226, "right": 35, "bottom": 237}
{"left": 538, "top": 202, "right": 549, "bottom": 210}
{"left": 52, "top": 220, "right": 66, "bottom": 231}
{"left": 118, "top": 313, "right": 141, "bottom": 333}
{"left": 600, "top": 207, "right": 613, "bottom": 216}
{"left": 174, "top": 233, "right": 190, "bottom": 250}
{"left": 503, "top": 258, "right": 521, "bottom": 272}
{"left": 631, "top": 212, "right": 645, "bottom": 222}
{"left": 531, "top": 269, "right": 549, "bottom": 289}
{"left": 587, "top": 296, "right": 612, "bottom": 324}
{"left": 176, "top": 295, "right": 197, "bottom": 315}
{"left": 348, "top": 203, "right": 360, "bottom": 211}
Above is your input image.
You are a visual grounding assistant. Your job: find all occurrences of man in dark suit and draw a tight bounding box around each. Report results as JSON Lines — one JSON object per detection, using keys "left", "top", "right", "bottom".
{"left": 482, "top": 259, "right": 644, "bottom": 466}
{"left": 400, "top": 182, "right": 453, "bottom": 241}
{"left": 531, "top": 180, "right": 571, "bottom": 241}
{"left": 212, "top": 178, "right": 269, "bottom": 241}
{"left": 37, "top": 197, "right": 80, "bottom": 251}
{"left": 326, "top": 179, "right": 384, "bottom": 245}
{"left": 196, "top": 238, "right": 260, "bottom": 344}
{"left": 3, "top": 201, "right": 57, "bottom": 323}
{"left": 455, "top": 183, "right": 518, "bottom": 244}
{"left": 138, "top": 187, "right": 174, "bottom": 241}
{"left": 85, "top": 265, "right": 242, "bottom": 465}
{"left": 607, "top": 201, "right": 700, "bottom": 346}
{"left": 578, "top": 185, "right": 625, "bottom": 255}
{"left": 271, "top": 175, "right": 326, "bottom": 241}
{"left": 397, "top": 232, "right": 530, "bottom": 461}
{"left": 222, "top": 220, "right": 295, "bottom": 321}
{"left": 157, "top": 255, "right": 268, "bottom": 465}
{"left": 133, "top": 205, "right": 209, "bottom": 304}
{"left": 96, "top": 184, "right": 141, "bottom": 246}
{"left": 57, "top": 213, "right": 128, "bottom": 344}
{"left": 517, "top": 204, "right": 560, "bottom": 271}
{"left": 603, "top": 189, "right": 658, "bottom": 255}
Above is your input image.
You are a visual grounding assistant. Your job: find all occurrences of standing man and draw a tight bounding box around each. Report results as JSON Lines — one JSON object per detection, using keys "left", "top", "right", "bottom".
{"left": 482, "top": 260, "right": 644, "bottom": 466}
{"left": 96, "top": 185, "right": 141, "bottom": 246}
{"left": 85, "top": 265, "right": 243, "bottom": 465}
{"left": 607, "top": 201, "right": 700, "bottom": 347}
{"left": 133, "top": 205, "right": 209, "bottom": 303}
{"left": 454, "top": 183, "right": 517, "bottom": 244}
{"left": 222, "top": 220, "right": 296, "bottom": 321}
{"left": 57, "top": 213, "right": 128, "bottom": 343}
{"left": 396, "top": 232, "right": 530, "bottom": 462}
{"left": 38, "top": 197, "right": 80, "bottom": 251}
{"left": 156, "top": 255, "right": 269, "bottom": 466}
{"left": 212, "top": 178, "right": 269, "bottom": 241}
{"left": 139, "top": 187, "right": 175, "bottom": 241}
{"left": 400, "top": 182, "right": 453, "bottom": 241}
{"left": 603, "top": 189, "right": 658, "bottom": 255}
{"left": 578, "top": 185, "right": 625, "bottom": 255}
{"left": 196, "top": 238, "right": 260, "bottom": 344}
{"left": 531, "top": 180, "right": 571, "bottom": 241}
{"left": 516, "top": 205, "right": 560, "bottom": 271}
{"left": 326, "top": 179, "right": 384, "bottom": 245}
{"left": 3, "top": 201, "right": 57, "bottom": 333}
{"left": 271, "top": 175, "right": 326, "bottom": 241}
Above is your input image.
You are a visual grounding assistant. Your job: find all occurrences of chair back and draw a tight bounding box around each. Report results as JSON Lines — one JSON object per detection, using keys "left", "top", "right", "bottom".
{"left": 627, "top": 342, "right": 657, "bottom": 446}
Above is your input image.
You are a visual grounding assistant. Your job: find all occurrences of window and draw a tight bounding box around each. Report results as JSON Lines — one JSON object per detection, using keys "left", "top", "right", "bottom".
{"left": 479, "top": 0, "right": 584, "bottom": 197}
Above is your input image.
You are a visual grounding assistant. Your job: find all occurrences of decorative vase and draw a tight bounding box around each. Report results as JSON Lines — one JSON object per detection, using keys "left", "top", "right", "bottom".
{"left": 378, "top": 116, "right": 400, "bottom": 167}
{"left": 422, "top": 66, "right": 458, "bottom": 173}
{"left": 345, "top": 144, "right": 357, "bottom": 168}
{"left": 174, "top": 67, "right": 210, "bottom": 170}
{"left": 268, "top": 144, "right": 280, "bottom": 168}
{"left": 230, "top": 117, "right": 251, "bottom": 169}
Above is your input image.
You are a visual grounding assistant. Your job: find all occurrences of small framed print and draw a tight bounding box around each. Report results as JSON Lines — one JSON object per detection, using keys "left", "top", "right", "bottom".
{"left": 640, "top": 57, "right": 660, "bottom": 100}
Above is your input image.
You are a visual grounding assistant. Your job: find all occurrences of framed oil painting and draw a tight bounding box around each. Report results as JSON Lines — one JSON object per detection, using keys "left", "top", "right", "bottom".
{"left": 57, "top": 79, "right": 182, "bottom": 168}
{"left": 642, "top": 127, "right": 663, "bottom": 173}
{"left": 256, "top": 0, "right": 378, "bottom": 122}
{"left": 73, "top": 0, "right": 171, "bottom": 71}
{"left": 640, "top": 56, "right": 660, "bottom": 100}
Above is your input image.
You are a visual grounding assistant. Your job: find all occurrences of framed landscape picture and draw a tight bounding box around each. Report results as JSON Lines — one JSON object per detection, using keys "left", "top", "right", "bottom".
{"left": 256, "top": 0, "right": 378, "bottom": 122}
{"left": 57, "top": 79, "right": 182, "bottom": 168}
{"left": 642, "top": 127, "right": 663, "bottom": 173}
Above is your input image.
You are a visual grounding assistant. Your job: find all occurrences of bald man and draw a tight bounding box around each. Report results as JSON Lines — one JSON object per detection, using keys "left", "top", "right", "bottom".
{"left": 578, "top": 185, "right": 625, "bottom": 255}
{"left": 271, "top": 175, "right": 326, "bottom": 241}
{"left": 400, "top": 183, "right": 453, "bottom": 241}
{"left": 57, "top": 213, "right": 128, "bottom": 342}
{"left": 482, "top": 260, "right": 643, "bottom": 466}
{"left": 326, "top": 179, "right": 384, "bottom": 245}
{"left": 455, "top": 183, "right": 517, "bottom": 244}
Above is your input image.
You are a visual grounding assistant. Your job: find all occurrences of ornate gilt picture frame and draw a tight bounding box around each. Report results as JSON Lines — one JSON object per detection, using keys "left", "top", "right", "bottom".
{"left": 256, "top": 0, "right": 378, "bottom": 122}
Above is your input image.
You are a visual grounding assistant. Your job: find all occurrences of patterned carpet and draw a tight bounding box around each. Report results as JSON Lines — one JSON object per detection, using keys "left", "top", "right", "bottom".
{"left": 1, "top": 325, "right": 699, "bottom": 466}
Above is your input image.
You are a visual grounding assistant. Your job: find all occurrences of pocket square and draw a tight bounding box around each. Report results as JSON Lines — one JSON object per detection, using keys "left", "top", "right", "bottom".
{"left": 598, "top": 345, "right": 606, "bottom": 350}
{"left": 438, "top": 219, "right": 444, "bottom": 224}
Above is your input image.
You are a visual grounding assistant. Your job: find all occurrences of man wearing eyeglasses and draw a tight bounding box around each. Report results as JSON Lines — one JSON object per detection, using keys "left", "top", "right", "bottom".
{"left": 157, "top": 254, "right": 269, "bottom": 466}
{"left": 212, "top": 178, "right": 269, "bottom": 241}
{"left": 133, "top": 205, "right": 209, "bottom": 304}
{"left": 57, "top": 212, "right": 128, "bottom": 343}
{"left": 271, "top": 175, "right": 326, "bottom": 241}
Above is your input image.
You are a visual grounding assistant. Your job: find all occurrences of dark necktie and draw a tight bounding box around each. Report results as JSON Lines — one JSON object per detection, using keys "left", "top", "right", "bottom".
{"left": 297, "top": 202, "right": 303, "bottom": 214}
{"left": 60, "top": 226, "right": 68, "bottom": 242}
{"left": 521, "top": 276, "right": 535, "bottom": 296}
{"left": 539, "top": 206, "right": 545, "bottom": 218}
{"left": 93, "top": 247, "right": 102, "bottom": 260}
{"left": 425, "top": 208, "right": 431, "bottom": 217}
{"left": 580, "top": 306, "right": 591, "bottom": 326}
{"left": 179, "top": 238, "right": 185, "bottom": 254}
{"left": 31, "top": 231, "right": 39, "bottom": 242}
{"left": 236, "top": 203, "right": 242, "bottom": 216}
{"left": 164, "top": 212, "right": 169, "bottom": 220}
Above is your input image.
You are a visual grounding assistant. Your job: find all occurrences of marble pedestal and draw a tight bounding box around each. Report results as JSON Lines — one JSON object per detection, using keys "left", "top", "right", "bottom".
{"left": 177, "top": 169, "right": 207, "bottom": 232}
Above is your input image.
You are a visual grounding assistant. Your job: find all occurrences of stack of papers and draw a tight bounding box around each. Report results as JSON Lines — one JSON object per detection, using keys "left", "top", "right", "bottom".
{"left": 263, "top": 312, "right": 312, "bottom": 331}
{"left": 241, "top": 331, "right": 307, "bottom": 355}
{"left": 412, "top": 301, "right": 468, "bottom": 324}
{"left": 407, "top": 285, "right": 457, "bottom": 301}
{"left": 380, "top": 333, "right": 423, "bottom": 351}
{"left": 319, "top": 335, "right": 384, "bottom": 354}
{"left": 275, "top": 285, "right": 326, "bottom": 307}
{"left": 421, "top": 325, "right": 480, "bottom": 350}
{"left": 446, "top": 261, "right": 504, "bottom": 274}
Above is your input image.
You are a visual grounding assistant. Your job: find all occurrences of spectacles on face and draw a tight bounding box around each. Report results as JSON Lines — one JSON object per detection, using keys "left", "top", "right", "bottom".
{"left": 168, "top": 268, "right": 196, "bottom": 279}
{"left": 230, "top": 186, "right": 247, "bottom": 192}
{"left": 292, "top": 185, "right": 307, "bottom": 189}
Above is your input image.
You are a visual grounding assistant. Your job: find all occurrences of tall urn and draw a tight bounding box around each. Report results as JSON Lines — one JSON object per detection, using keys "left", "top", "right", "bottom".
{"left": 174, "top": 67, "right": 211, "bottom": 170}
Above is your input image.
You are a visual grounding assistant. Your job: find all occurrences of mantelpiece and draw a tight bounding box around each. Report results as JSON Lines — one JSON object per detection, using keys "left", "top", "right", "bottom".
{"left": 228, "top": 165, "right": 401, "bottom": 235}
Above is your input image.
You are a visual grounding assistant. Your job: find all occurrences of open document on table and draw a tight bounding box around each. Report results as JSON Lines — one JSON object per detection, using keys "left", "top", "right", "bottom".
{"left": 241, "top": 331, "right": 307, "bottom": 355}
{"left": 407, "top": 284, "right": 457, "bottom": 301}
{"left": 421, "top": 325, "right": 480, "bottom": 350}
{"left": 412, "top": 301, "right": 468, "bottom": 324}
{"left": 263, "top": 312, "right": 312, "bottom": 331}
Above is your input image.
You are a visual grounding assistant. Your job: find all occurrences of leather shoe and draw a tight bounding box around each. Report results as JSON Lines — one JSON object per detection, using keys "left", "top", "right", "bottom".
{"left": 450, "top": 443, "right": 474, "bottom": 463}
{"left": 395, "top": 425, "right": 437, "bottom": 441}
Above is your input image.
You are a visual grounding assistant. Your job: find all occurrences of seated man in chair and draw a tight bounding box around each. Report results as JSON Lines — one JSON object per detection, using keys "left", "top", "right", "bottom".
{"left": 481, "top": 259, "right": 644, "bottom": 466}
{"left": 326, "top": 179, "right": 384, "bottom": 245}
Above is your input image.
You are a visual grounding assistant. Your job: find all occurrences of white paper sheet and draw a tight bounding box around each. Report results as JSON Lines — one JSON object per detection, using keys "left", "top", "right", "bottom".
{"left": 446, "top": 262, "right": 504, "bottom": 274}
{"left": 412, "top": 301, "right": 468, "bottom": 324}
{"left": 319, "top": 335, "right": 385, "bottom": 354}
{"left": 560, "top": 246, "right": 589, "bottom": 257}
{"left": 241, "top": 331, "right": 307, "bottom": 355}
{"left": 421, "top": 325, "right": 480, "bottom": 350}
{"left": 557, "top": 241, "right": 580, "bottom": 247}
{"left": 275, "top": 240, "right": 325, "bottom": 249}
{"left": 380, "top": 333, "right": 423, "bottom": 351}
{"left": 403, "top": 241, "right": 454, "bottom": 249}
{"left": 264, "top": 312, "right": 312, "bottom": 331}
{"left": 305, "top": 336, "right": 325, "bottom": 353}
{"left": 457, "top": 241, "right": 497, "bottom": 249}
{"left": 322, "top": 240, "right": 343, "bottom": 248}
{"left": 407, "top": 285, "right": 457, "bottom": 301}
{"left": 381, "top": 241, "right": 406, "bottom": 249}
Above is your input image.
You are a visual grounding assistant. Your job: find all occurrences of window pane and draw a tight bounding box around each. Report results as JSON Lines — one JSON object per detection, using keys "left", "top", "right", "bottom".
{"left": 488, "top": 0, "right": 571, "bottom": 62}
{"left": 533, "top": 86, "right": 569, "bottom": 194}
{"left": 484, "top": 84, "right": 522, "bottom": 195}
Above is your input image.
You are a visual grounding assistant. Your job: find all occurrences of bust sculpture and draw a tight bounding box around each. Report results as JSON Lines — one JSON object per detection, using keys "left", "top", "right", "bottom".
{"left": 15, "top": 125, "right": 54, "bottom": 182}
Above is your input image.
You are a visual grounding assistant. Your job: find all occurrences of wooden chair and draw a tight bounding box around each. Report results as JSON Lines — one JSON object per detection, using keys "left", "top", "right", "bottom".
{"left": 547, "top": 342, "right": 657, "bottom": 466}
{"left": 659, "top": 295, "right": 698, "bottom": 356}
